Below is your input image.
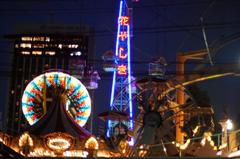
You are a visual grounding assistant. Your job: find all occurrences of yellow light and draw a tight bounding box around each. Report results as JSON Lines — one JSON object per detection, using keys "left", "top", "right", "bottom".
{"left": 46, "top": 51, "right": 55, "bottom": 55}
{"left": 219, "top": 143, "right": 227, "bottom": 149}
{"left": 0, "top": 137, "right": 6, "bottom": 144}
{"left": 138, "top": 150, "right": 148, "bottom": 157}
{"left": 200, "top": 138, "right": 206, "bottom": 146}
{"left": 28, "top": 148, "right": 56, "bottom": 157}
{"left": 228, "top": 150, "right": 240, "bottom": 158}
{"left": 47, "top": 137, "right": 71, "bottom": 151}
{"left": 21, "top": 37, "right": 32, "bottom": 41}
{"left": 85, "top": 136, "right": 99, "bottom": 150}
{"left": 97, "top": 150, "right": 111, "bottom": 157}
{"left": 176, "top": 143, "right": 180, "bottom": 147}
{"left": 18, "top": 132, "right": 33, "bottom": 147}
{"left": 192, "top": 126, "right": 199, "bottom": 135}
{"left": 21, "top": 51, "right": 30, "bottom": 55}
{"left": 179, "top": 139, "right": 191, "bottom": 150}
{"left": 20, "top": 43, "right": 31, "bottom": 48}
{"left": 32, "top": 51, "right": 42, "bottom": 55}
{"left": 200, "top": 132, "right": 217, "bottom": 147}
{"left": 46, "top": 37, "right": 50, "bottom": 42}
{"left": 33, "top": 37, "right": 45, "bottom": 41}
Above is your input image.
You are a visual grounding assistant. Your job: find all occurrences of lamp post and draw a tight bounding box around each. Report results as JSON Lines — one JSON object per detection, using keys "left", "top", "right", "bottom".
{"left": 226, "top": 119, "right": 233, "bottom": 152}
{"left": 219, "top": 118, "right": 233, "bottom": 153}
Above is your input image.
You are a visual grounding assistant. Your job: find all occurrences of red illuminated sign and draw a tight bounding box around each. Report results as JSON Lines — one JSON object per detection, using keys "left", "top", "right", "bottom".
{"left": 116, "top": 15, "right": 129, "bottom": 76}
{"left": 119, "top": 31, "right": 128, "bottom": 41}
{"left": 117, "top": 64, "right": 127, "bottom": 75}
{"left": 119, "top": 47, "right": 127, "bottom": 59}
{"left": 119, "top": 16, "right": 129, "bottom": 26}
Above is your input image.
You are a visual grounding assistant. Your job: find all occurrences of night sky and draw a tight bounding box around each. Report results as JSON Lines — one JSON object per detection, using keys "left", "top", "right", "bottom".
{"left": 1, "top": 0, "right": 240, "bottom": 133}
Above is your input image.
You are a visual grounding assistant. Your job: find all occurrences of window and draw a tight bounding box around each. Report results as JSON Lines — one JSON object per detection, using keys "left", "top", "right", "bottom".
{"left": 33, "top": 37, "right": 45, "bottom": 41}
{"left": 46, "top": 51, "right": 55, "bottom": 56}
{"left": 20, "top": 43, "right": 31, "bottom": 48}
{"left": 32, "top": 51, "right": 42, "bottom": 55}
{"left": 46, "top": 37, "right": 50, "bottom": 42}
{"left": 21, "top": 51, "right": 30, "bottom": 55}
{"left": 33, "top": 44, "right": 44, "bottom": 48}
{"left": 15, "top": 44, "right": 19, "bottom": 48}
{"left": 58, "top": 44, "right": 62, "bottom": 49}
{"left": 21, "top": 37, "right": 32, "bottom": 41}
{"left": 68, "top": 44, "right": 78, "bottom": 48}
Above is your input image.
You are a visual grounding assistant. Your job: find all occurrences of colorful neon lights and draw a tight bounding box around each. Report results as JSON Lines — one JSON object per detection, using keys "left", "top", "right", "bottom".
{"left": 109, "top": 0, "right": 134, "bottom": 145}
{"left": 119, "top": 16, "right": 129, "bottom": 26}
{"left": 110, "top": 0, "right": 123, "bottom": 107}
{"left": 127, "top": 25, "right": 133, "bottom": 127}
{"left": 119, "top": 47, "right": 127, "bottom": 59}
{"left": 117, "top": 64, "right": 127, "bottom": 75}
{"left": 119, "top": 31, "right": 128, "bottom": 41}
{"left": 22, "top": 72, "right": 91, "bottom": 127}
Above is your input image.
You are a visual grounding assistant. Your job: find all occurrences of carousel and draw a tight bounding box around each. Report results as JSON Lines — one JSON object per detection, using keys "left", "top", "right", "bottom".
{"left": 0, "top": 71, "right": 130, "bottom": 158}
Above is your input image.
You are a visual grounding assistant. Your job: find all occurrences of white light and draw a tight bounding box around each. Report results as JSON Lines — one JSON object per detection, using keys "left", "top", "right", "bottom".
{"left": 58, "top": 44, "right": 62, "bottom": 49}
{"left": 226, "top": 119, "right": 233, "bottom": 130}
{"left": 75, "top": 51, "right": 82, "bottom": 56}
{"left": 229, "top": 150, "right": 240, "bottom": 157}
{"left": 70, "top": 53, "right": 74, "bottom": 56}
{"left": 216, "top": 150, "right": 222, "bottom": 156}
{"left": 63, "top": 150, "right": 88, "bottom": 157}
{"left": 163, "top": 147, "right": 167, "bottom": 152}
{"left": 128, "top": 138, "right": 134, "bottom": 146}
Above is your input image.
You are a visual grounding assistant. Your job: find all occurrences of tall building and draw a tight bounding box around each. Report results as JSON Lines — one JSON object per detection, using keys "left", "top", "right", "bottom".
{"left": 5, "top": 25, "right": 95, "bottom": 135}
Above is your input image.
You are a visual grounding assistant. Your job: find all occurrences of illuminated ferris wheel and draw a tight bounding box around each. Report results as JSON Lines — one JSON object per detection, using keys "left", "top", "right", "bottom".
{"left": 21, "top": 71, "right": 91, "bottom": 127}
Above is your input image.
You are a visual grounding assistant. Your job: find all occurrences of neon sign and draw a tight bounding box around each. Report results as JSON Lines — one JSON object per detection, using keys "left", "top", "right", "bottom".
{"left": 117, "top": 64, "right": 127, "bottom": 75}
{"left": 116, "top": 15, "right": 130, "bottom": 76}
{"left": 109, "top": 0, "right": 134, "bottom": 145}
{"left": 119, "top": 47, "right": 127, "bottom": 59}
{"left": 119, "top": 16, "right": 129, "bottom": 26}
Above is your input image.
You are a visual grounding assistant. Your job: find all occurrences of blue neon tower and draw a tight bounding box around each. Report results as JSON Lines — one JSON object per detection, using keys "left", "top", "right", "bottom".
{"left": 108, "top": 0, "right": 133, "bottom": 144}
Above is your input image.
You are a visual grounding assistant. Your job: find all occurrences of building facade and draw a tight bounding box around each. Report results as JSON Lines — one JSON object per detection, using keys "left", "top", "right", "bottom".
{"left": 5, "top": 26, "right": 95, "bottom": 135}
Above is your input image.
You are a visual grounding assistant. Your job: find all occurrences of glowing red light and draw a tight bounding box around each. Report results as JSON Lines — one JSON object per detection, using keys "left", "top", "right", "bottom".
{"left": 119, "top": 31, "right": 128, "bottom": 41}
{"left": 119, "top": 16, "right": 129, "bottom": 26}
{"left": 117, "top": 64, "right": 127, "bottom": 75}
{"left": 119, "top": 47, "right": 127, "bottom": 59}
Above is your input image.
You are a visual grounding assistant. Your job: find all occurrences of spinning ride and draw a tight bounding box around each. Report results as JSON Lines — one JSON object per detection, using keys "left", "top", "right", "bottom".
{"left": 21, "top": 71, "right": 91, "bottom": 127}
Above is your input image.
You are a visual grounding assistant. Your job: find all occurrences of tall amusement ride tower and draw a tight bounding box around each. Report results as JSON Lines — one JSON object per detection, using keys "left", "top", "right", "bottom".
{"left": 108, "top": 0, "right": 134, "bottom": 144}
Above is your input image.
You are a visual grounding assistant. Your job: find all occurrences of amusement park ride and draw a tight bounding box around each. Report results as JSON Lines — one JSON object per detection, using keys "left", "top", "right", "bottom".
{"left": 1, "top": 0, "right": 240, "bottom": 158}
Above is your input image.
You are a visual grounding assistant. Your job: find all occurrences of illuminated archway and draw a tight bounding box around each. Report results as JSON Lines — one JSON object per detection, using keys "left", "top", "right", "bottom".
{"left": 85, "top": 136, "right": 99, "bottom": 150}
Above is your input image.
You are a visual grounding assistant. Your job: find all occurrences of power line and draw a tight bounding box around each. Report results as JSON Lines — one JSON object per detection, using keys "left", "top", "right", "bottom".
{"left": 0, "top": 21, "right": 239, "bottom": 39}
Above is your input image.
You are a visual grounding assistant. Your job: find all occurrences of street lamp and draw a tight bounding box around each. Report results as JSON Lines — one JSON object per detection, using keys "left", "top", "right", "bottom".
{"left": 226, "top": 119, "right": 233, "bottom": 131}
{"left": 224, "top": 119, "right": 233, "bottom": 152}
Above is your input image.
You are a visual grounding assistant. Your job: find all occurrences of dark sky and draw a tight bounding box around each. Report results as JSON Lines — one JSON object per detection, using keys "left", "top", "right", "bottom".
{"left": 1, "top": 0, "right": 240, "bottom": 133}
